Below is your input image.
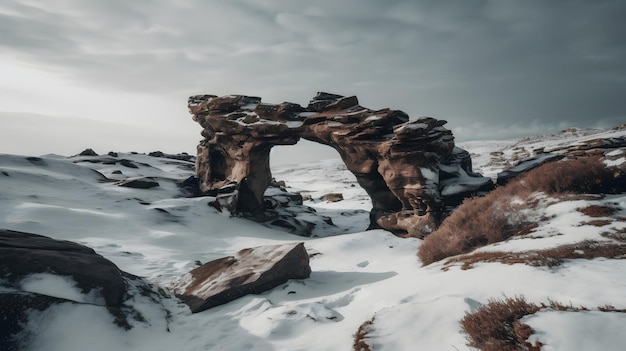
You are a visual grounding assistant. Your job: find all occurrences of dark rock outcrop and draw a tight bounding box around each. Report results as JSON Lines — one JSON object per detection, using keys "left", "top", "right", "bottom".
{"left": 149, "top": 151, "right": 195, "bottom": 162}
{"left": 78, "top": 148, "right": 98, "bottom": 156}
{"left": 116, "top": 177, "right": 160, "bottom": 189}
{"left": 0, "top": 228, "right": 169, "bottom": 348}
{"left": 172, "top": 242, "right": 311, "bottom": 313}
{"left": 496, "top": 153, "right": 565, "bottom": 186}
{"left": 0, "top": 228, "right": 127, "bottom": 307}
{"left": 0, "top": 292, "right": 76, "bottom": 350}
{"left": 189, "top": 93, "right": 493, "bottom": 237}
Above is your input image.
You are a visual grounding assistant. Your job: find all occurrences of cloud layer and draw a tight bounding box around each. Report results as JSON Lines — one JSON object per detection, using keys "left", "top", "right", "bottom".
{"left": 1, "top": 0, "right": 625, "bottom": 155}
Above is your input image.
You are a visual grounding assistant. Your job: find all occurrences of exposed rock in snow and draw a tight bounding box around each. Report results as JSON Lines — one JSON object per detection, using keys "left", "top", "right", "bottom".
{"left": 172, "top": 242, "right": 311, "bottom": 313}
{"left": 496, "top": 153, "right": 564, "bottom": 186}
{"left": 189, "top": 92, "right": 492, "bottom": 237}
{"left": 0, "top": 291, "right": 77, "bottom": 350}
{"left": 0, "top": 228, "right": 173, "bottom": 348}
{"left": 78, "top": 148, "right": 98, "bottom": 157}
{"left": 115, "top": 177, "right": 160, "bottom": 189}
{"left": 0, "top": 228, "right": 127, "bottom": 307}
{"left": 321, "top": 193, "right": 344, "bottom": 202}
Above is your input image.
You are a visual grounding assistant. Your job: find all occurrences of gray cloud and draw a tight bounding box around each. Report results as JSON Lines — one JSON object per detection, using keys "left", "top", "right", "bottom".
{"left": 1, "top": 0, "right": 625, "bottom": 155}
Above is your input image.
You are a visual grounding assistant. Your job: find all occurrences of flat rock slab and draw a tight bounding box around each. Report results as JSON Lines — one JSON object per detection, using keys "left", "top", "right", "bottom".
{"left": 496, "top": 153, "right": 564, "bottom": 186}
{"left": 172, "top": 242, "right": 311, "bottom": 313}
{"left": 115, "top": 177, "right": 160, "bottom": 189}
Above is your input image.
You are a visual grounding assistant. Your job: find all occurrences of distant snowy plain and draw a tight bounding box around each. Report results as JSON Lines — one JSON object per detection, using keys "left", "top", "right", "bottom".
{"left": 1, "top": 127, "right": 625, "bottom": 350}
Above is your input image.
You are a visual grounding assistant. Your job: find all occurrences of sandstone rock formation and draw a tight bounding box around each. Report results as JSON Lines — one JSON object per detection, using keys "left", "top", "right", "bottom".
{"left": 189, "top": 93, "right": 493, "bottom": 237}
{"left": 172, "top": 242, "right": 311, "bottom": 313}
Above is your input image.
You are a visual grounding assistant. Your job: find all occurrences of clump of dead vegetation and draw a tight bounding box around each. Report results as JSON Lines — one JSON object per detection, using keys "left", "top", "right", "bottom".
{"left": 444, "top": 240, "right": 626, "bottom": 270}
{"left": 352, "top": 317, "right": 375, "bottom": 351}
{"left": 602, "top": 227, "right": 626, "bottom": 242}
{"left": 461, "top": 296, "right": 626, "bottom": 351}
{"left": 577, "top": 204, "right": 618, "bottom": 217}
{"left": 518, "top": 156, "right": 625, "bottom": 195}
{"left": 418, "top": 156, "right": 626, "bottom": 265}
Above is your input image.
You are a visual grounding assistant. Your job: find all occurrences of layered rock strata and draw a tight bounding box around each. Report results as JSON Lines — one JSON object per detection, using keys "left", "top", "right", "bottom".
{"left": 189, "top": 93, "right": 493, "bottom": 237}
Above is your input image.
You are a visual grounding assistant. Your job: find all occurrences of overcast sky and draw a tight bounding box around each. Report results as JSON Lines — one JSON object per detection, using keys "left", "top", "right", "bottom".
{"left": 1, "top": 0, "right": 625, "bottom": 163}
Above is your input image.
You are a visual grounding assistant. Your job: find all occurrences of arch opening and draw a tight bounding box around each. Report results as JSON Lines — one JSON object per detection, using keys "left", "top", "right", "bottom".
{"left": 189, "top": 92, "right": 494, "bottom": 237}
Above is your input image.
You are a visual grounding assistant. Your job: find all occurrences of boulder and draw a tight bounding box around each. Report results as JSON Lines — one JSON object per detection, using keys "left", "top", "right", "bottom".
{"left": 188, "top": 92, "right": 493, "bottom": 237}
{"left": 0, "top": 228, "right": 127, "bottom": 307}
{"left": 116, "top": 177, "right": 160, "bottom": 189}
{"left": 321, "top": 193, "right": 344, "bottom": 202}
{"left": 172, "top": 242, "right": 311, "bottom": 313}
{"left": 0, "top": 228, "right": 170, "bottom": 346}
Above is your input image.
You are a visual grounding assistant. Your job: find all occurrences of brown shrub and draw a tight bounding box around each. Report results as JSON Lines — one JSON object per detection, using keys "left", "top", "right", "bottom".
{"left": 602, "top": 227, "right": 626, "bottom": 242}
{"left": 353, "top": 318, "right": 374, "bottom": 351}
{"left": 519, "top": 156, "right": 626, "bottom": 195}
{"left": 577, "top": 205, "right": 618, "bottom": 217}
{"left": 444, "top": 240, "right": 626, "bottom": 270}
{"left": 418, "top": 183, "right": 535, "bottom": 265}
{"left": 581, "top": 220, "right": 613, "bottom": 227}
{"left": 461, "top": 296, "right": 542, "bottom": 351}
{"left": 462, "top": 297, "right": 601, "bottom": 351}
{"left": 419, "top": 156, "right": 626, "bottom": 265}
{"left": 598, "top": 304, "right": 626, "bottom": 313}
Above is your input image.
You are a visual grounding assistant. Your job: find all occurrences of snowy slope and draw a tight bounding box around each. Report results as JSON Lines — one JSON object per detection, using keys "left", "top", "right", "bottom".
{"left": 1, "top": 126, "right": 626, "bottom": 350}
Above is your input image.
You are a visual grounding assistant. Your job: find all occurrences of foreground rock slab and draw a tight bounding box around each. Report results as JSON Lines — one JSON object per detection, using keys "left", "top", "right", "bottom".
{"left": 0, "top": 228, "right": 168, "bottom": 349}
{"left": 0, "top": 228, "right": 127, "bottom": 307}
{"left": 172, "top": 242, "right": 311, "bottom": 313}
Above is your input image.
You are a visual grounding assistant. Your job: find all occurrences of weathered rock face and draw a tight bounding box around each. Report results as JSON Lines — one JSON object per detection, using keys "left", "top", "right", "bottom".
{"left": 172, "top": 242, "right": 311, "bottom": 313}
{"left": 189, "top": 92, "right": 493, "bottom": 237}
{"left": 190, "top": 95, "right": 302, "bottom": 214}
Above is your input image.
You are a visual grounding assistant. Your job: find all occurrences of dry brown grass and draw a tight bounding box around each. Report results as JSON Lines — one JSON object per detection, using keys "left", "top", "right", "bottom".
{"left": 461, "top": 296, "right": 543, "bottom": 351}
{"left": 460, "top": 296, "right": 626, "bottom": 351}
{"left": 577, "top": 205, "right": 618, "bottom": 217}
{"left": 419, "top": 156, "right": 626, "bottom": 265}
{"left": 444, "top": 240, "right": 626, "bottom": 270}
{"left": 418, "top": 184, "right": 536, "bottom": 265}
{"left": 518, "top": 156, "right": 626, "bottom": 195}
{"left": 581, "top": 219, "right": 613, "bottom": 227}
{"left": 602, "top": 227, "right": 626, "bottom": 242}
{"left": 353, "top": 318, "right": 374, "bottom": 351}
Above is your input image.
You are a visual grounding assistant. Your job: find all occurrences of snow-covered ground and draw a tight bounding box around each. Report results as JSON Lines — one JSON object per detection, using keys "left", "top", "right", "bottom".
{"left": 1, "top": 126, "right": 626, "bottom": 350}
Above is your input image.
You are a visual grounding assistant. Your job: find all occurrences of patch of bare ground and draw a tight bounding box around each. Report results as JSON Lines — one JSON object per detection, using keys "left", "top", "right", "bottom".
{"left": 353, "top": 317, "right": 374, "bottom": 351}
{"left": 580, "top": 219, "right": 613, "bottom": 227}
{"left": 461, "top": 296, "right": 626, "bottom": 351}
{"left": 577, "top": 204, "right": 618, "bottom": 217}
{"left": 444, "top": 240, "right": 626, "bottom": 270}
{"left": 419, "top": 156, "right": 626, "bottom": 265}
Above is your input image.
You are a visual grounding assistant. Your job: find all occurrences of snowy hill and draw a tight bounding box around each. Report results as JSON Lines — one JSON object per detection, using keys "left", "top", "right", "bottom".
{"left": 1, "top": 126, "right": 626, "bottom": 350}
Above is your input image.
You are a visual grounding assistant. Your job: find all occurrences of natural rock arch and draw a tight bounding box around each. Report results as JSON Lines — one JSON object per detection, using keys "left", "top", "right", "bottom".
{"left": 189, "top": 92, "right": 493, "bottom": 237}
